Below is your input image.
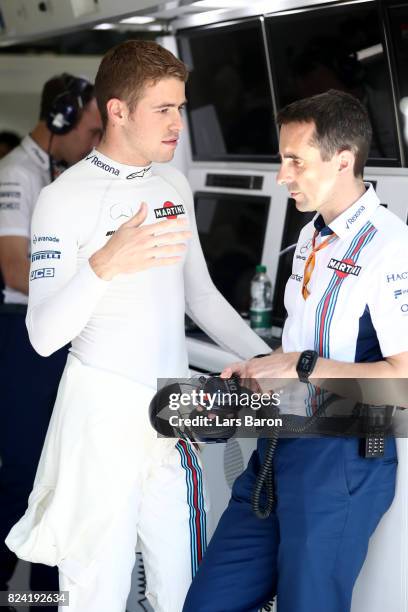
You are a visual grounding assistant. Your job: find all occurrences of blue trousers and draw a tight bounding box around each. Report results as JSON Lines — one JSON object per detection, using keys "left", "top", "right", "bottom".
{"left": 183, "top": 436, "right": 397, "bottom": 612}
{"left": 0, "top": 309, "right": 67, "bottom": 607}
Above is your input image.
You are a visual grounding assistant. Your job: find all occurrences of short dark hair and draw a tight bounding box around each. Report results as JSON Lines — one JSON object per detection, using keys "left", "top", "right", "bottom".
{"left": 39, "top": 73, "right": 94, "bottom": 121}
{"left": 276, "top": 89, "right": 372, "bottom": 177}
{"left": 95, "top": 40, "right": 189, "bottom": 130}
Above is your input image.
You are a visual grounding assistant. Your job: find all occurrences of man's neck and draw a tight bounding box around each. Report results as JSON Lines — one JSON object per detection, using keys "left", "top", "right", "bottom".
{"left": 320, "top": 180, "right": 366, "bottom": 226}
{"left": 97, "top": 133, "right": 151, "bottom": 167}
{"left": 30, "top": 122, "right": 57, "bottom": 159}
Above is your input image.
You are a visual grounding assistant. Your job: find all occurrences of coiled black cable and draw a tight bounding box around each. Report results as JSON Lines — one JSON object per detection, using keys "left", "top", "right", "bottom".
{"left": 252, "top": 392, "right": 340, "bottom": 519}
{"left": 251, "top": 430, "right": 278, "bottom": 519}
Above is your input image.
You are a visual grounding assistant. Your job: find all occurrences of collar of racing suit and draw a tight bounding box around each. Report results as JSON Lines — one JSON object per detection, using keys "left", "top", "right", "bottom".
{"left": 85, "top": 148, "right": 154, "bottom": 181}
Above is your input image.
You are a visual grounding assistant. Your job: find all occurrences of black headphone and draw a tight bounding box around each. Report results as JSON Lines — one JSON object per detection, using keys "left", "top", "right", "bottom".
{"left": 46, "top": 74, "right": 93, "bottom": 135}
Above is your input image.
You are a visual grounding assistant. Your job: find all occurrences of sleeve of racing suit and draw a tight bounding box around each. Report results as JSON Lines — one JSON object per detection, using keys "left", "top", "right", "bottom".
{"left": 26, "top": 185, "right": 110, "bottom": 356}
{"left": 156, "top": 165, "right": 271, "bottom": 359}
{"left": 0, "top": 168, "right": 32, "bottom": 238}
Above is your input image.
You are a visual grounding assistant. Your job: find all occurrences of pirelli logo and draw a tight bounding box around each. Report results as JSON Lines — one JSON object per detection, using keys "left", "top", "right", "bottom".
{"left": 154, "top": 203, "right": 185, "bottom": 219}
{"left": 327, "top": 258, "right": 361, "bottom": 277}
{"left": 31, "top": 250, "right": 61, "bottom": 262}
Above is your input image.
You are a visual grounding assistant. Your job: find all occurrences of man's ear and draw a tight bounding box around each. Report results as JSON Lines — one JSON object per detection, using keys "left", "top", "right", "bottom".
{"left": 106, "top": 98, "right": 129, "bottom": 126}
{"left": 337, "top": 149, "right": 355, "bottom": 174}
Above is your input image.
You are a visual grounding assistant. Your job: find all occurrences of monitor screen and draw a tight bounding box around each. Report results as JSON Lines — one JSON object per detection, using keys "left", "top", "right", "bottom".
{"left": 272, "top": 200, "right": 315, "bottom": 326}
{"left": 266, "top": 3, "right": 401, "bottom": 165}
{"left": 385, "top": 2, "right": 408, "bottom": 160}
{"left": 194, "top": 191, "right": 270, "bottom": 315}
{"left": 178, "top": 19, "right": 278, "bottom": 161}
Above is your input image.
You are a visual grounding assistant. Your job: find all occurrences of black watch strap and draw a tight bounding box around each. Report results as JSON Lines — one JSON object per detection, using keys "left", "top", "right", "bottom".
{"left": 296, "top": 350, "right": 318, "bottom": 383}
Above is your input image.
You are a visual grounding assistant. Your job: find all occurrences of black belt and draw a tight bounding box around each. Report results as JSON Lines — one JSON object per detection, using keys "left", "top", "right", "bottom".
{"left": 0, "top": 303, "right": 27, "bottom": 315}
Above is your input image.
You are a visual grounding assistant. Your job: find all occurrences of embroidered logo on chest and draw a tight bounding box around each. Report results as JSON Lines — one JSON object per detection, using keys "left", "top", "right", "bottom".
{"left": 327, "top": 258, "right": 361, "bottom": 278}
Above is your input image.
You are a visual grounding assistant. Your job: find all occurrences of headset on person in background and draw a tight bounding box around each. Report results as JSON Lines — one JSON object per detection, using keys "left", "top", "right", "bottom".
{"left": 46, "top": 74, "right": 94, "bottom": 180}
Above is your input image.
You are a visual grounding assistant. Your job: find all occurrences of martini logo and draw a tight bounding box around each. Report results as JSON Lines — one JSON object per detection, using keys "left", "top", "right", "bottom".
{"left": 154, "top": 201, "right": 185, "bottom": 219}
{"left": 327, "top": 258, "right": 361, "bottom": 278}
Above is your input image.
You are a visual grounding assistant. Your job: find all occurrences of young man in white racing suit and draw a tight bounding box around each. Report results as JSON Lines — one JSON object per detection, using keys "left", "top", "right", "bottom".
{"left": 5, "top": 40, "right": 270, "bottom": 612}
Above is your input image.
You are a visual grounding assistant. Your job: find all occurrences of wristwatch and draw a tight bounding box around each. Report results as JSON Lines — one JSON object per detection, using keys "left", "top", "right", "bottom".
{"left": 296, "top": 350, "right": 318, "bottom": 383}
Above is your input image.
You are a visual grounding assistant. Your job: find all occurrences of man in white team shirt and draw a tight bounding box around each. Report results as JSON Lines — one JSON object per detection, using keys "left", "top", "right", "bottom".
{"left": 183, "top": 90, "right": 408, "bottom": 612}
{"left": 5, "top": 41, "right": 269, "bottom": 612}
{"left": 0, "top": 74, "right": 101, "bottom": 608}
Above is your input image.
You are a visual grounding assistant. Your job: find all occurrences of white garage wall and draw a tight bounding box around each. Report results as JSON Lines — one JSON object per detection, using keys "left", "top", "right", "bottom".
{"left": 0, "top": 54, "right": 101, "bottom": 134}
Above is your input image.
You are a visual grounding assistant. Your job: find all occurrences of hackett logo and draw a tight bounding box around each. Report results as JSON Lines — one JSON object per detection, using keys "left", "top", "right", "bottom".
{"left": 327, "top": 258, "right": 361, "bottom": 277}
{"left": 154, "top": 201, "right": 185, "bottom": 219}
{"left": 387, "top": 272, "right": 408, "bottom": 283}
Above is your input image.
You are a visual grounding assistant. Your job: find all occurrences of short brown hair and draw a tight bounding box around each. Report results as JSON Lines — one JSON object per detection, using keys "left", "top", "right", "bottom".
{"left": 95, "top": 40, "right": 189, "bottom": 129}
{"left": 276, "top": 89, "right": 372, "bottom": 177}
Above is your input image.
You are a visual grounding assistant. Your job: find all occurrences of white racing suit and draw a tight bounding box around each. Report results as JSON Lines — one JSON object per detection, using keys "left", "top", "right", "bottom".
{"left": 5, "top": 150, "right": 269, "bottom": 611}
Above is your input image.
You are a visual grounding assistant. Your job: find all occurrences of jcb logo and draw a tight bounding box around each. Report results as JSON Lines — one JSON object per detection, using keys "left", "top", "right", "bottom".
{"left": 30, "top": 268, "right": 55, "bottom": 281}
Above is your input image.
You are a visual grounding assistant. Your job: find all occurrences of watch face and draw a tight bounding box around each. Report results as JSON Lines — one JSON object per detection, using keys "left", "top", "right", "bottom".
{"left": 300, "top": 353, "right": 312, "bottom": 370}
{"left": 297, "top": 350, "right": 317, "bottom": 380}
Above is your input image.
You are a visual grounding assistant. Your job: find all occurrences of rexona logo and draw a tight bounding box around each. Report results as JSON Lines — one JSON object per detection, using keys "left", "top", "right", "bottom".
{"left": 32, "top": 235, "right": 60, "bottom": 245}
{"left": 30, "top": 268, "right": 55, "bottom": 280}
{"left": 327, "top": 258, "right": 361, "bottom": 277}
{"left": 345, "top": 205, "right": 365, "bottom": 229}
{"left": 31, "top": 250, "right": 61, "bottom": 262}
{"left": 86, "top": 154, "right": 119, "bottom": 176}
{"left": 154, "top": 201, "right": 185, "bottom": 219}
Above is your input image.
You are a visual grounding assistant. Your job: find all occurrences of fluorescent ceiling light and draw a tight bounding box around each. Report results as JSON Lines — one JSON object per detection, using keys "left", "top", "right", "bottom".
{"left": 93, "top": 23, "right": 115, "bottom": 30}
{"left": 357, "top": 43, "right": 383, "bottom": 61}
{"left": 193, "top": 0, "right": 250, "bottom": 8}
{"left": 120, "top": 16, "right": 155, "bottom": 24}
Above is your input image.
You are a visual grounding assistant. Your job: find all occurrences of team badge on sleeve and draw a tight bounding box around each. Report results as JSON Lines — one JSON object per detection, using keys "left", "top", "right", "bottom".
{"left": 154, "top": 201, "right": 185, "bottom": 219}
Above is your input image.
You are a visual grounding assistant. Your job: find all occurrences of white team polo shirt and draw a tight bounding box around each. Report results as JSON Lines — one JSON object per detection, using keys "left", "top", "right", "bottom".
{"left": 282, "top": 184, "right": 408, "bottom": 362}
{"left": 0, "top": 135, "right": 51, "bottom": 304}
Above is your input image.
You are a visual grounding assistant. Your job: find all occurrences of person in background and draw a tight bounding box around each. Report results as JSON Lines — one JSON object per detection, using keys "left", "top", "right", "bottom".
{"left": 0, "top": 132, "right": 21, "bottom": 160}
{"left": 0, "top": 73, "right": 102, "bottom": 611}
